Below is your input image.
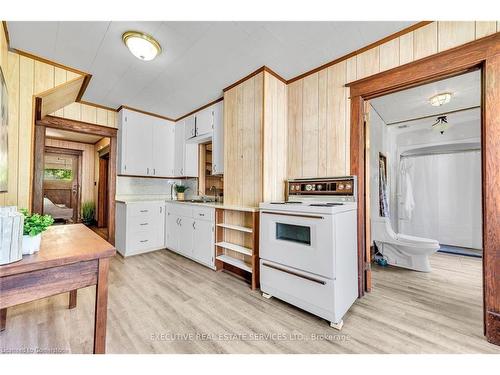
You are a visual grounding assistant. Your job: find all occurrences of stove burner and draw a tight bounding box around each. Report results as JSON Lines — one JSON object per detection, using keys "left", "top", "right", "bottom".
{"left": 309, "top": 203, "right": 344, "bottom": 207}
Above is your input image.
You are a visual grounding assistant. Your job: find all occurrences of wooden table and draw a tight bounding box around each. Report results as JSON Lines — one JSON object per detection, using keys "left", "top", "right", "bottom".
{"left": 0, "top": 224, "right": 115, "bottom": 353}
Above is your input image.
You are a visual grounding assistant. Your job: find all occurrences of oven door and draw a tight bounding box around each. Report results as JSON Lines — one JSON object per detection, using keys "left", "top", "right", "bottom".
{"left": 260, "top": 210, "right": 335, "bottom": 278}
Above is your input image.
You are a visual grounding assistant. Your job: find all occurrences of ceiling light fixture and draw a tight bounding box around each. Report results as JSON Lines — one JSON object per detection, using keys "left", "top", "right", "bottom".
{"left": 432, "top": 115, "right": 448, "bottom": 134}
{"left": 429, "top": 92, "right": 452, "bottom": 107}
{"left": 122, "top": 31, "right": 161, "bottom": 61}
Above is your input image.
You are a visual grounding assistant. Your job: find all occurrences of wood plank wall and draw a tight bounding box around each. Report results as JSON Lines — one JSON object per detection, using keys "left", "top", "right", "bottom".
{"left": 45, "top": 138, "right": 96, "bottom": 205}
{"left": 0, "top": 30, "right": 117, "bottom": 209}
{"left": 223, "top": 72, "right": 264, "bottom": 207}
{"left": 286, "top": 21, "right": 499, "bottom": 179}
{"left": 263, "top": 72, "right": 287, "bottom": 202}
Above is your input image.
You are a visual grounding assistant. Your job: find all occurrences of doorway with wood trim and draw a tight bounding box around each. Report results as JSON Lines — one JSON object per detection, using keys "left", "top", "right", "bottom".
{"left": 32, "top": 115, "right": 118, "bottom": 245}
{"left": 347, "top": 34, "right": 500, "bottom": 346}
{"left": 43, "top": 146, "right": 82, "bottom": 224}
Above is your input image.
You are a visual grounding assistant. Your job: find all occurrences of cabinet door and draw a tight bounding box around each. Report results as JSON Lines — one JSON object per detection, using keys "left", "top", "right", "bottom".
{"left": 122, "top": 110, "right": 153, "bottom": 176}
{"left": 195, "top": 107, "right": 213, "bottom": 137}
{"left": 184, "top": 115, "right": 196, "bottom": 140}
{"left": 184, "top": 143, "right": 199, "bottom": 177}
{"left": 212, "top": 101, "right": 224, "bottom": 175}
{"left": 192, "top": 219, "right": 214, "bottom": 267}
{"left": 153, "top": 203, "right": 166, "bottom": 248}
{"left": 178, "top": 215, "right": 194, "bottom": 256}
{"left": 166, "top": 211, "right": 179, "bottom": 251}
{"left": 174, "top": 120, "right": 186, "bottom": 176}
{"left": 152, "top": 119, "right": 175, "bottom": 177}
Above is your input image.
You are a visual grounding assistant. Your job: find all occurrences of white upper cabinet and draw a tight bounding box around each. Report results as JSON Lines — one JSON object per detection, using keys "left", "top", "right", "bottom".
{"left": 174, "top": 119, "right": 186, "bottom": 176}
{"left": 152, "top": 117, "right": 175, "bottom": 177}
{"left": 184, "top": 115, "right": 196, "bottom": 140}
{"left": 195, "top": 107, "right": 213, "bottom": 137}
{"left": 184, "top": 142, "right": 199, "bottom": 177}
{"left": 212, "top": 101, "right": 224, "bottom": 175}
{"left": 118, "top": 109, "right": 153, "bottom": 176}
{"left": 118, "top": 108, "right": 174, "bottom": 177}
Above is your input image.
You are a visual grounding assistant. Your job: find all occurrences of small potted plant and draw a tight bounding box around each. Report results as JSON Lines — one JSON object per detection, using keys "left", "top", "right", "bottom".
{"left": 174, "top": 184, "right": 189, "bottom": 201}
{"left": 20, "top": 209, "right": 54, "bottom": 255}
{"left": 81, "top": 201, "right": 95, "bottom": 226}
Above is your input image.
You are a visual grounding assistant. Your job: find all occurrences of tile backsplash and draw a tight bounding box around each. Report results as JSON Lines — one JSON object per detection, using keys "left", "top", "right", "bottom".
{"left": 116, "top": 176, "right": 198, "bottom": 199}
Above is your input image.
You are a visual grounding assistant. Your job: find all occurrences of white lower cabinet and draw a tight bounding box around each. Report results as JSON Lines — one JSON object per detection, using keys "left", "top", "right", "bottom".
{"left": 165, "top": 203, "right": 215, "bottom": 269}
{"left": 115, "top": 201, "right": 166, "bottom": 257}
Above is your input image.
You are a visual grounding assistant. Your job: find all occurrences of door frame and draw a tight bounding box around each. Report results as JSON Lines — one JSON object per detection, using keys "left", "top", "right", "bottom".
{"left": 347, "top": 33, "right": 500, "bottom": 345}
{"left": 32, "top": 112, "right": 118, "bottom": 245}
{"left": 97, "top": 152, "right": 109, "bottom": 228}
{"left": 44, "top": 145, "right": 82, "bottom": 223}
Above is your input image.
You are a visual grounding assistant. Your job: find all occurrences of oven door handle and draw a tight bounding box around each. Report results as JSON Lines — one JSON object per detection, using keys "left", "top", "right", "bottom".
{"left": 262, "top": 262, "right": 327, "bottom": 285}
{"left": 260, "top": 211, "right": 324, "bottom": 220}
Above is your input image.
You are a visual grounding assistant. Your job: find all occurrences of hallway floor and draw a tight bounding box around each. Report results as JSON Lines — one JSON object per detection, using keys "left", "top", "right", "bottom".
{"left": 0, "top": 251, "right": 498, "bottom": 354}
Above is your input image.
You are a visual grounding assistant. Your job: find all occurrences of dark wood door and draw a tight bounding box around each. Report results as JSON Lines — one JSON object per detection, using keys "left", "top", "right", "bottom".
{"left": 97, "top": 156, "right": 109, "bottom": 228}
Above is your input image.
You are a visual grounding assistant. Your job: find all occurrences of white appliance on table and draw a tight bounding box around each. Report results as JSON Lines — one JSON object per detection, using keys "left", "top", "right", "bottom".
{"left": 259, "top": 176, "right": 358, "bottom": 330}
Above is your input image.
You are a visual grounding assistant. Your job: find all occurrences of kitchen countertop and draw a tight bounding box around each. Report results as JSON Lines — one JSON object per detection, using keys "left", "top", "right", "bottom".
{"left": 115, "top": 195, "right": 259, "bottom": 212}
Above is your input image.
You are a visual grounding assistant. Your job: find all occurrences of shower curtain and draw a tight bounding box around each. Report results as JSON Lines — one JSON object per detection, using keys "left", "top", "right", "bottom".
{"left": 399, "top": 150, "right": 482, "bottom": 249}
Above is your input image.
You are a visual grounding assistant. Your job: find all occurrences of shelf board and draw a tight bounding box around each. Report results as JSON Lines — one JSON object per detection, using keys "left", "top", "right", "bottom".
{"left": 217, "top": 223, "right": 253, "bottom": 233}
{"left": 216, "top": 254, "right": 252, "bottom": 273}
{"left": 216, "top": 241, "right": 252, "bottom": 256}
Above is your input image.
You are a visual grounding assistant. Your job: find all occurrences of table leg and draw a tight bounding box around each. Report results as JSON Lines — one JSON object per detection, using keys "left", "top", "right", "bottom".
{"left": 93, "top": 257, "right": 109, "bottom": 354}
{"left": 68, "top": 290, "right": 77, "bottom": 309}
{"left": 0, "top": 308, "right": 6, "bottom": 331}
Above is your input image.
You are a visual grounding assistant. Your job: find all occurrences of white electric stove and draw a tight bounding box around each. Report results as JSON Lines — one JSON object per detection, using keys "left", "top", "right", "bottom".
{"left": 259, "top": 176, "right": 358, "bottom": 330}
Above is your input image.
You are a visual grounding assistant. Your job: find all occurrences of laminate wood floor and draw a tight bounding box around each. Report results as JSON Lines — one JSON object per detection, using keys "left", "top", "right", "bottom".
{"left": 1, "top": 251, "right": 498, "bottom": 354}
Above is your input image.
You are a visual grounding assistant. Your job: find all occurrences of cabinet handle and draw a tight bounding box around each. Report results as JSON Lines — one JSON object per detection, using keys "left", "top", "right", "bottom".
{"left": 140, "top": 223, "right": 148, "bottom": 226}
{"left": 147, "top": 167, "right": 150, "bottom": 175}
{"left": 140, "top": 210, "right": 149, "bottom": 213}
{"left": 179, "top": 218, "right": 182, "bottom": 226}
{"left": 180, "top": 168, "right": 183, "bottom": 175}
{"left": 199, "top": 213, "right": 205, "bottom": 216}
{"left": 160, "top": 207, "right": 162, "bottom": 213}
{"left": 140, "top": 240, "right": 149, "bottom": 243}
{"left": 192, "top": 221, "right": 196, "bottom": 229}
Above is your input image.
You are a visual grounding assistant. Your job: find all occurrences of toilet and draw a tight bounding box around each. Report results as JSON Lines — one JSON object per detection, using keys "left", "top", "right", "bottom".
{"left": 371, "top": 217, "right": 440, "bottom": 272}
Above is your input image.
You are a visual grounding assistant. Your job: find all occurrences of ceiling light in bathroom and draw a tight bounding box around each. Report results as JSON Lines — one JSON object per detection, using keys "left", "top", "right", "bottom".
{"left": 122, "top": 31, "right": 161, "bottom": 61}
{"left": 429, "top": 92, "right": 452, "bottom": 107}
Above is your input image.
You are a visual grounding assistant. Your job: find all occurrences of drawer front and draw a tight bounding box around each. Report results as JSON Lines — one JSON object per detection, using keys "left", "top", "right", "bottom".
{"left": 128, "top": 230, "right": 157, "bottom": 251}
{"left": 128, "top": 215, "right": 156, "bottom": 231}
{"left": 166, "top": 202, "right": 193, "bottom": 217}
{"left": 259, "top": 259, "right": 336, "bottom": 322}
{"left": 192, "top": 206, "right": 214, "bottom": 221}
{"left": 127, "top": 202, "right": 162, "bottom": 218}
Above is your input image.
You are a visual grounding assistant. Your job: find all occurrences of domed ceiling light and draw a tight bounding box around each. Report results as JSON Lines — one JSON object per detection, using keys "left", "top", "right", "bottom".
{"left": 429, "top": 92, "right": 452, "bottom": 107}
{"left": 122, "top": 31, "right": 161, "bottom": 61}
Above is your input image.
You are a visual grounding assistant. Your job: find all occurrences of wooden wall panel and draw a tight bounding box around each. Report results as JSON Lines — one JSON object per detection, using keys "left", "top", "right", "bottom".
{"left": 379, "top": 38, "right": 400, "bottom": 72}
{"left": 414, "top": 22, "right": 438, "bottom": 60}
{"left": 438, "top": 21, "right": 475, "bottom": 52}
{"left": 45, "top": 138, "right": 95, "bottom": 204}
{"left": 81, "top": 104, "right": 97, "bottom": 124}
{"left": 356, "top": 47, "right": 380, "bottom": 80}
{"left": 18, "top": 56, "right": 35, "bottom": 210}
{"left": 399, "top": 32, "right": 414, "bottom": 65}
{"left": 317, "top": 70, "right": 328, "bottom": 177}
{"left": 96, "top": 108, "right": 108, "bottom": 126}
{"left": 0, "top": 23, "right": 6, "bottom": 206}
{"left": 34, "top": 61, "right": 54, "bottom": 94}
{"left": 263, "top": 72, "right": 287, "bottom": 202}
{"left": 302, "top": 73, "right": 319, "bottom": 177}
{"left": 345, "top": 56, "right": 357, "bottom": 174}
{"left": 53, "top": 68, "right": 67, "bottom": 117}
{"left": 286, "top": 80, "right": 303, "bottom": 178}
{"left": 475, "top": 21, "right": 497, "bottom": 39}
{"left": 223, "top": 72, "right": 263, "bottom": 207}
{"left": 5, "top": 53, "right": 19, "bottom": 206}
{"left": 326, "top": 62, "right": 347, "bottom": 177}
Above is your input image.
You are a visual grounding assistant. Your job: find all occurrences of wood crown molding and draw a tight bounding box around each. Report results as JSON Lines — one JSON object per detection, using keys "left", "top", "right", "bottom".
{"left": 12, "top": 48, "right": 89, "bottom": 77}
{"left": 116, "top": 105, "right": 176, "bottom": 122}
{"left": 2, "top": 21, "right": 10, "bottom": 48}
{"left": 79, "top": 100, "right": 117, "bottom": 113}
{"left": 175, "top": 96, "right": 223, "bottom": 121}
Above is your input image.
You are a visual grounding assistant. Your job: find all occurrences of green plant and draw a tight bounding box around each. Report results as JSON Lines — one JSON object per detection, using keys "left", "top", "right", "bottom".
{"left": 174, "top": 184, "right": 189, "bottom": 193}
{"left": 20, "top": 209, "right": 54, "bottom": 237}
{"left": 81, "top": 201, "right": 95, "bottom": 225}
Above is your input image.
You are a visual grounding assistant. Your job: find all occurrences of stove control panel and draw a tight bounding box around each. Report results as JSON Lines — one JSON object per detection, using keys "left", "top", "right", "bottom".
{"left": 286, "top": 176, "right": 356, "bottom": 198}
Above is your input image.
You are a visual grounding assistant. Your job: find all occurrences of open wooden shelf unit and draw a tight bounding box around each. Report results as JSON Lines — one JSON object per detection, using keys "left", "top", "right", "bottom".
{"left": 214, "top": 208, "right": 259, "bottom": 289}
